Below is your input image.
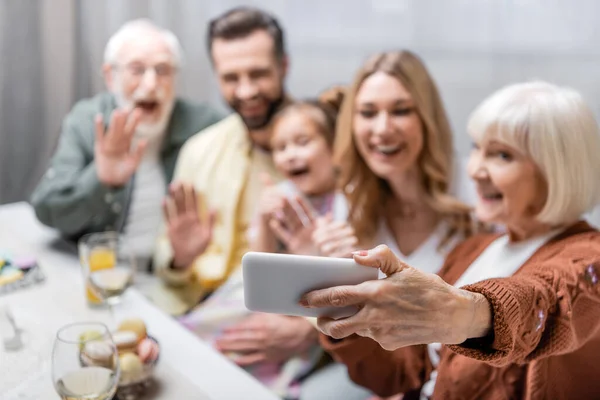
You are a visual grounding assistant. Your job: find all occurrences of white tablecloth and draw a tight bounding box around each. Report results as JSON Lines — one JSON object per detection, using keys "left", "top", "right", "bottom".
{"left": 0, "top": 202, "right": 278, "bottom": 400}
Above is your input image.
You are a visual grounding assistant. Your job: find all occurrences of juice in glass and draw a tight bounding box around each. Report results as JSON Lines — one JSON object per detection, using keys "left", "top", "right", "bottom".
{"left": 86, "top": 248, "right": 116, "bottom": 305}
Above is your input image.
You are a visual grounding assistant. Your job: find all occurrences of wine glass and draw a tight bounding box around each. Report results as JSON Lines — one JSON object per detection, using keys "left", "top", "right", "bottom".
{"left": 79, "top": 232, "right": 136, "bottom": 323}
{"left": 52, "top": 322, "right": 120, "bottom": 400}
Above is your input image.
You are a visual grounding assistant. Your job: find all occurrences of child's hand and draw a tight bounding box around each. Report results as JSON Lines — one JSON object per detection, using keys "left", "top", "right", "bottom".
{"left": 258, "top": 174, "right": 285, "bottom": 222}
{"left": 312, "top": 215, "right": 359, "bottom": 258}
{"left": 269, "top": 197, "right": 318, "bottom": 255}
{"left": 259, "top": 187, "right": 286, "bottom": 221}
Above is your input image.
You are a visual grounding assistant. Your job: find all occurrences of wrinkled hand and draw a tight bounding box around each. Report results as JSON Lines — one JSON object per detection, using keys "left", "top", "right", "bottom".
{"left": 215, "top": 313, "right": 318, "bottom": 366}
{"left": 94, "top": 109, "right": 145, "bottom": 187}
{"left": 270, "top": 196, "right": 319, "bottom": 255}
{"left": 312, "top": 216, "right": 359, "bottom": 258}
{"left": 163, "top": 182, "right": 216, "bottom": 268}
{"left": 300, "top": 245, "right": 492, "bottom": 351}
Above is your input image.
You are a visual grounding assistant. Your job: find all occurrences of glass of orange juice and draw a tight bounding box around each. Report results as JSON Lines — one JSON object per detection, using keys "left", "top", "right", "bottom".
{"left": 78, "top": 232, "right": 135, "bottom": 315}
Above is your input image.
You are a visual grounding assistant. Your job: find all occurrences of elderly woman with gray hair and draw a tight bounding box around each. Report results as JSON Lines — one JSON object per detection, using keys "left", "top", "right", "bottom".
{"left": 301, "top": 81, "right": 600, "bottom": 399}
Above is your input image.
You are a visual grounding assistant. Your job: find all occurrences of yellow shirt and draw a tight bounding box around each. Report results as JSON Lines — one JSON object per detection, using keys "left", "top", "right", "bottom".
{"left": 152, "top": 115, "right": 280, "bottom": 313}
{"left": 229, "top": 146, "right": 279, "bottom": 276}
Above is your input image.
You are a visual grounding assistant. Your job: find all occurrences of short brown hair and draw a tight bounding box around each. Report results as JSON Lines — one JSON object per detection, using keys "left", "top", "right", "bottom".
{"left": 207, "top": 7, "right": 285, "bottom": 61}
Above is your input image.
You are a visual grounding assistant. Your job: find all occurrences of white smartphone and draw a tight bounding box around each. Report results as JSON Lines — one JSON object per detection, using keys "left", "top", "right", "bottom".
{"left": 242, "top": 252, "right": 379, "bottom": 319}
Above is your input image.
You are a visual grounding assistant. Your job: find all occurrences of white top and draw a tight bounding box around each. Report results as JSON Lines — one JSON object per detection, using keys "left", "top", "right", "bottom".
{"left": 420, "top": 228, "right": 563, "bottom": 399}
{"left": 585, "top": 204, "right": 600, "bottom": 229}
{"left": 453, "top": 228, "right": 562, "bottom": 288}
{"left": 374, "top": 156, "right": 476, "bottom": 277}
{"left": 376, "top": 220, "right": 460, "bottom": 276}
{"left": 123, "top": 138, "right": 167, "bottom": 260}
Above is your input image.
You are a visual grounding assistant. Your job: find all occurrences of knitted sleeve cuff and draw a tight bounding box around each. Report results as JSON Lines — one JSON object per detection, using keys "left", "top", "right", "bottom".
{"left": 448, "top": 279, "right": 525, "bottom": 366}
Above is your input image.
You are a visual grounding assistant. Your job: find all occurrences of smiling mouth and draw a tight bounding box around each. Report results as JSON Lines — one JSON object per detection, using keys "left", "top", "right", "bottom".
{"left": 479, "top": 191, "right": 503, "bottom": 201}
{"left": 240, "top": 100, "right": 267, "bottom": 114}
{"left": 288, "top": 167, "right": 310, "bottom": 178}
{"left": 135, "top": 100, "right": 159, "bottom": 113}
{"left": 371, "top": 144, "right": 405, "bottom": 156}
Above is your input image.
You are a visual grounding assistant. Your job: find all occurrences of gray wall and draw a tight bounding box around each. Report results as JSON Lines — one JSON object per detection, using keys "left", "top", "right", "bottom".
{"left": 1, "top": 0, "right": 599, "bottom": 203}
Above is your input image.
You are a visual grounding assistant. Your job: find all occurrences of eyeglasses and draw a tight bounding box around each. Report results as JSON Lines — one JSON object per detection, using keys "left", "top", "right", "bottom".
{"left": 113, "top": 63, "right": 177, "bottom": 79}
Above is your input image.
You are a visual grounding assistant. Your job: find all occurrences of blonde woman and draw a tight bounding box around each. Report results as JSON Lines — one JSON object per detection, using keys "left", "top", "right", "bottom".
{"left": 303, "top": 81, "right": 600, "bottom": 399}
{"left": 313, "top": 50, "right": 475, "bottom": 274}
{"left": 301, "top": 51, "right": 476, "bottom": 400}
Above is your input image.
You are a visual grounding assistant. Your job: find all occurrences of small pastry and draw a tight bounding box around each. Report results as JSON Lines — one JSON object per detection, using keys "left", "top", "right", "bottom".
{"left": 117, "top": 318, "right": 147, "bottom": 342}
{"left": 119, "top": 353, "right": 143, "bottom": 381}
{"left": 81, "top": 340, "right": 114, "bottom": 368}
{"left": 0, "top": 267, "right": 23, "bottom": 285}
{"left": 78, "top": 330, "right": 103, "bottom": 350}
{"left": 137, "top": 338, "right": 159, "bottom": 364}
{"left": 12, "top": 256, "right": 37, "bottom": 271}
{"left": 112, "top": 330, "right": 138, "bottom": 354}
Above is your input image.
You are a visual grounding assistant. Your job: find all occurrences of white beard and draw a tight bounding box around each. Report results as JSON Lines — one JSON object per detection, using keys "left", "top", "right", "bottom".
{"left": 112, "top": 79, "right": 175, "bottom": 145}
{"left": 133, "top": 99, "right": 174, "bottom": 143}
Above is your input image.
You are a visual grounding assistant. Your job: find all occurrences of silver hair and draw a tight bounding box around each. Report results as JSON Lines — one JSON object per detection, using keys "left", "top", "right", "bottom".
{"left": 103, "top": 19, "right": 184, "bottom": 66}
{"left": 468, "top": 80, "right": 600, "bottom": 224}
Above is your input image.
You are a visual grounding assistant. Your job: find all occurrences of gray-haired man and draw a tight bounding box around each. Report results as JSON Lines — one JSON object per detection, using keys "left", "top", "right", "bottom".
{"left": 31, "top": 19, "right": 223, "bottom": 261}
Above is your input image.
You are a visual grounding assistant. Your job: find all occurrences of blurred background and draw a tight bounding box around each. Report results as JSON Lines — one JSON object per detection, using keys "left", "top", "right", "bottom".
{"left": 1, "top": 0, "right": 598, "bottom": 204}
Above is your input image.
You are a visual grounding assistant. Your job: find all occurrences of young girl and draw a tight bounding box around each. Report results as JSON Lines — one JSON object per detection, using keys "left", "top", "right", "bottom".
{"left": 178, "top": 89, "right": 353, "bottom": 400}
{"left": 250, "top": 90, "right": 348, "bottom": 256}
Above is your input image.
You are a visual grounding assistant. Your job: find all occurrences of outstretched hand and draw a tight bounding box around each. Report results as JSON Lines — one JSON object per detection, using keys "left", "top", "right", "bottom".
{"left": 164, "top": 182, "right": 216, "bottom": 268}
{"left": 94, "top": 108, "right": 145, "bottom": 187}
{"left": 300, "top": 245, "right": 492, "bottom": 350}
{"left": 269, "top": 196, "right": 319, "bottom": 255}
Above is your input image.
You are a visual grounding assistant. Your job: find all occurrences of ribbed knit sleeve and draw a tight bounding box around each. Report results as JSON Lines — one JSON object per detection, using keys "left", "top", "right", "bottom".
{"left": 449, "top": 235, "right": 600, "bottom": 367}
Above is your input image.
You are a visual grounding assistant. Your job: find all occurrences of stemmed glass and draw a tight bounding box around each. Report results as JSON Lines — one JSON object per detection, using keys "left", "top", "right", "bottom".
{"left": 52, "top": 322, "right": 120, "bottom": 400}
{"left": 79, "top": 232, "right": 135, "bottom": 324}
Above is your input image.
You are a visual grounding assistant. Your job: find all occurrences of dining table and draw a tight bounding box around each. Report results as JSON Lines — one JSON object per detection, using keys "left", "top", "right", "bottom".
{"left": 0, "top": 202, "right": 279, "bottom": 400}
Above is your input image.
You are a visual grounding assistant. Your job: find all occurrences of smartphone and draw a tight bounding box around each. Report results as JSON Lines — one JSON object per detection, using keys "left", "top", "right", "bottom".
{"left": 242, "top": 252, "right": 379, "bottom": 319}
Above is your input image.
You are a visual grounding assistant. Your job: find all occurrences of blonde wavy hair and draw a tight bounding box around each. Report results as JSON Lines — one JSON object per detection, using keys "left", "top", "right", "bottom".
{"left": 335, "top": 50, "right": 473, "bottom": 246}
